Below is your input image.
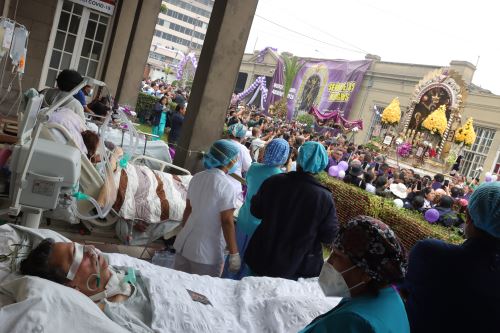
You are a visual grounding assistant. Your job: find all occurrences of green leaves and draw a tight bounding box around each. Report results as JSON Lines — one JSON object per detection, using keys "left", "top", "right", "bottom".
{"left": 282, "top": 54, "right": 304, "bottom": 99}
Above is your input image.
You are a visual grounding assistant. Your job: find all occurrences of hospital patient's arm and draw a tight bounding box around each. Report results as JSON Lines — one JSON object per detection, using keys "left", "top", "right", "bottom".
{"left": 220, "top": 209, "right": 237, "bottom": 255}
{"left": 180, "top": 199, "right": 192, "bottom": 227}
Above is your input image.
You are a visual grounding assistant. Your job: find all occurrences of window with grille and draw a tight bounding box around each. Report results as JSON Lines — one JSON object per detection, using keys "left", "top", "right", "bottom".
{"left": 44, "top": 0, "right": 109, "bottom": 87}
{"left": 460, "top": 126, "right": 496, "bottom": 178}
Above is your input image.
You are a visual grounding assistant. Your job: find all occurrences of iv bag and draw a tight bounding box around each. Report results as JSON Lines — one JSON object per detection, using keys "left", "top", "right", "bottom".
{"left": 10, "top": 26, "right": 28, "bottom": 66}
{"left": 0, "top": 19, "right": 14, "bottom": 58}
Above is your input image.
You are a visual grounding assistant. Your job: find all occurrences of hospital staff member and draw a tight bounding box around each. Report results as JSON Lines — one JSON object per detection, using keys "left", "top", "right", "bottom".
{"left": 173, "top": 139, "right": 241, "bottom": 277}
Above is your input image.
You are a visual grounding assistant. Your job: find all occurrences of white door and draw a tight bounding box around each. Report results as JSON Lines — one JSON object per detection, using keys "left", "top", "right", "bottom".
{"left": 43, "top": 0, "right": 110, "bottom": 88}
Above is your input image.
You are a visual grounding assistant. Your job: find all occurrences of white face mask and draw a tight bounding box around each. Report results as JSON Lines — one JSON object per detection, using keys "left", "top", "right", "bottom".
{"left": 318, "top": 262, "right": 365, "bottom": 298}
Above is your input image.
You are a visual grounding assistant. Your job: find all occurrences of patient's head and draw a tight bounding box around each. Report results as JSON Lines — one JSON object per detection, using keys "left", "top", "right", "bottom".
{"left": 81, "top": 130, "right": 100, "bottom": 161}
{"left": 20, "top": 239, "right": 111, "bottom": 297}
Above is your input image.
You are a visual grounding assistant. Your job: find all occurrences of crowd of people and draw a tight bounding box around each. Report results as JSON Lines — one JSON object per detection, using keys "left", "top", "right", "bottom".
{"left": 227, "top": 105, "right": 483, "bottom": 230}
{"left": 19, "top": 88, "right": 500, "bottom": 332}
{"left": 140, "top": 80, "right": 188, "bottom": 150}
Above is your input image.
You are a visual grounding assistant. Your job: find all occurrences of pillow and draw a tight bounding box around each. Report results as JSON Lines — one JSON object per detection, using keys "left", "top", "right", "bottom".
{"left": 0, "top": 224, "right": 70, "bottom": 283}
{"left": 0, "top": 276, "right": 129, "bottom": 333}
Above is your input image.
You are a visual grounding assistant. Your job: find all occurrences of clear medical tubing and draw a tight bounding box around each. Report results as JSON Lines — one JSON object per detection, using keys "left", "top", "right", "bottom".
{"left": 72, "top": 192, "right": 112, "bottom": 220}
{"left": 115, "top": 107, "right": 139, "bottom": 167}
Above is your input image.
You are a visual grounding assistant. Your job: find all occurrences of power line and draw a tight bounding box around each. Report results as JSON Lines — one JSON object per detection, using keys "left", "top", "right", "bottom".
{"left": 254, "top": 15, "right": 366, "bottom": 55}
{"left": 282, "top": 13, "right": 370, "bottom": 54}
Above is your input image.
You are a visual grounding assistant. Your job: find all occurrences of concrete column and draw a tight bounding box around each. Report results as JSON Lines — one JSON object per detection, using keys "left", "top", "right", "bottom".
{"left": 173, "top": 0, "right": 259, "bottom": 172}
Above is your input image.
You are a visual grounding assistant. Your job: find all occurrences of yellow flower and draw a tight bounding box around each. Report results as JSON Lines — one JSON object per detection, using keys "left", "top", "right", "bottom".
{"left": 454, "top": 117, "right": 476, "bottom": 146}
{"left": 381, "top": 98, "right": 401, "bottom": 125}
{"left": 422, "top": 105, "right": 448, "bottom": 137}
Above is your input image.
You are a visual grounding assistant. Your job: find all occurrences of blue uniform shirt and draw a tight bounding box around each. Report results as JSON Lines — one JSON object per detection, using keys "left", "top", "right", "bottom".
{"left": 300, "top": 286, "right": 410, "bottom": 333}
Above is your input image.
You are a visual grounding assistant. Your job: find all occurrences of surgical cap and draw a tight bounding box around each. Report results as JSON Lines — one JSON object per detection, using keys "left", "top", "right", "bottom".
{"left": 228, "top": 123, "right": 247, "bottom": 138}
{"left": 334, "top": 215, "right": 407, "bottom": 283}
{"left": 263, "top": 138, "right": 290, "bottom": 167}
{"left": 297, "top": 141, "right": 328, "bottom": 173}
{"left": 468, "top": 182, "right": 500, "bottom": 238}
{"left": 203, "top": 139, "right": 239, "bottom": 170}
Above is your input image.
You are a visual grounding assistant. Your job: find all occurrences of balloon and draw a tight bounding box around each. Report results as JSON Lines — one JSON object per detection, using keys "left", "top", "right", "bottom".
{"left": 485, "top": 172, "right": 492, "bottom": 177}
{"left": 425, "top": 209, "right": 440, "bottom": 223}
{"left": 338, "top": 170, "right": 346, "bottom": 179}
{"left": 328, "top": 165, "right": 339, "bottom": 177}
{"left": 337, "top": 161, "right": 349, "bottom": 171}
{"left": 492, "top": 175, "right": 498, "bottom": 182}
{"left": 393, "top": 198, "right": 404, "bottom": 208}
{"left": 485, "top": 175, "right": 492, "bottom": 182}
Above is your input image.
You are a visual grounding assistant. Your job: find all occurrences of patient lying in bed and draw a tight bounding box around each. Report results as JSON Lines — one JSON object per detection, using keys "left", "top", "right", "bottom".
{"left": 81, "top": 130, "right": 191, "bottom": 224}
{"left": 17, "top": 238, "right": 339, "bottom": 333}
{"left": 20, "top": 239, "right": 154, "bottom": 332}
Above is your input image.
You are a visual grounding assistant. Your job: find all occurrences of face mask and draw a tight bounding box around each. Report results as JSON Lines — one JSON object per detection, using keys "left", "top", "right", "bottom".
{"left": 227, "top": 162, "right": 238, "bottom": 174}
{"left": 88, "top": 89, "right": 93, "bottom": 97}
{"left": 318, "top": 262, "right": 365, "bottom": 298}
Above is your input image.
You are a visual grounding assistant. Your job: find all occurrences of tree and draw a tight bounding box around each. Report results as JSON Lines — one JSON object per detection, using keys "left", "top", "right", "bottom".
{"left": 160, "top": 3, "right": 167, "bottom": 14}
{"left": 282, "top": 54, "right": 304, "bottom": 99}
{"left": 163, "top": 67, "right": 173, "bottom": 76}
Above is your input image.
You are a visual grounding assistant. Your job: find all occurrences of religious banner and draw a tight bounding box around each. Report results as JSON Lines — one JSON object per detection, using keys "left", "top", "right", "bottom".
{"left": 264, "top": 58, "right": 285, "bottom": 111}
{"left": 287, "top": 59, "right": 371, "bottom": 120}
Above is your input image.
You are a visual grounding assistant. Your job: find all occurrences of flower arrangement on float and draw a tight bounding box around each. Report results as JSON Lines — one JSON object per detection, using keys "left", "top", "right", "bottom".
{"left": 381, "top": 97, "right": 401, "bottom": 125}
{"left": 396, "top": 142, "right": 413, "bottom": 158}
{"left": 421, "top": 105, "right": 447, "bottom": 136}
{"left": 454, "top": 117, "right": 476, "bottom": 147}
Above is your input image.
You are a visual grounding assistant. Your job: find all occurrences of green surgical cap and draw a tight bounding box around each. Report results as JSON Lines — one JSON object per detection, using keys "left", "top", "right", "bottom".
{"left": 203, "top": 139, "right": 239, "bottom": 169}
{"left": 297, "top": 141, "right": 328, "bottom": 174}
{"left": 468, "top": 182, "right": 500, "bottom": 238}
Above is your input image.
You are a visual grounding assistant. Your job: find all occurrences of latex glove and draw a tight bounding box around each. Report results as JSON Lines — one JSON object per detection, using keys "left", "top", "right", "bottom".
{"left": 228, "top": 253, "right": 241, "bottom": 273}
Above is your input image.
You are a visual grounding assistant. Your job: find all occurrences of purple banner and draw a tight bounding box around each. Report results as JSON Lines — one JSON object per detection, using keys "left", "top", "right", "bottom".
{"left": 276, "top": 59, "right": 371, "bottom": 120}
{"left": 264, "top": 58, "right": 284, "bottom": 113}
{"left": 309, "top": 106, "right": 364, "bottom": 130}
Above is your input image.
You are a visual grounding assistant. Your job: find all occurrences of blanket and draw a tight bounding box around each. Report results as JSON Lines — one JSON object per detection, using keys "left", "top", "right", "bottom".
{"left": 113, "top": 163, "right": 191, "bottom": 223}
{"left": 107, "top": 253, "right": 340, "bottom": 333}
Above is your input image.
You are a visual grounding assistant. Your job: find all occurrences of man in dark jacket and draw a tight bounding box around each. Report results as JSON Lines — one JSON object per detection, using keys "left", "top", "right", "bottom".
{"left": 244, "top": 142, "right": 339, "bottom": 280}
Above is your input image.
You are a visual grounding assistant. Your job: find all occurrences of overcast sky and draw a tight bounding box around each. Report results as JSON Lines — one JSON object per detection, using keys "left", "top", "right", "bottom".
{"left": 245, "top": 0, "right": 500, "bottom": 95}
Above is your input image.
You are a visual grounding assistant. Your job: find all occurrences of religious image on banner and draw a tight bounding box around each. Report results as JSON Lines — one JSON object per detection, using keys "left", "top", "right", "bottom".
{"left": 277, "top": 59, "right": 372, "bottom": 121}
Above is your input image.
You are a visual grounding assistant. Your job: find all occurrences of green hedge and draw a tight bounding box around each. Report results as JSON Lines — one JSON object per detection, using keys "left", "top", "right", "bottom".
{"left": 136, "top": 92, "right": 159, "bottom": 123}
{"left": 316, "top": 172, "right": 464, "bottom": 250}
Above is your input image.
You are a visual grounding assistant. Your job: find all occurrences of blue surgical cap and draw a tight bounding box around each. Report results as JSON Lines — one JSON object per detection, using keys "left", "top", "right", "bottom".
{"left": 203, "top": 139, "right": 239, "bottom": 170}
{"left": 263, "top": 138, "right": 290, "bottom": 167}
{"left": 228, "top": 123, "right": 247, "bottom": 138}
{"left": 297, "top": 141, "right": 328, "bottom": 174}
{"left": 468, "top": 182, "right": 500, "bottom": 238}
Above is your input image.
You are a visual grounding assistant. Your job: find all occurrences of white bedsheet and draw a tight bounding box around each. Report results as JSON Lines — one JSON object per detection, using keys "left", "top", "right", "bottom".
{"left": 107, "top": 253, "right": 340, "bottom": 333}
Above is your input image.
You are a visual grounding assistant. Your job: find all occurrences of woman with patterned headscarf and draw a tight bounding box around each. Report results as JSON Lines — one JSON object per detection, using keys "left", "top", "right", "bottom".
{"left": 223, "top": 139, "right": 290, "bottom": 279}
{"left": 301, "top": 215, "right": 409, "bottom": 333}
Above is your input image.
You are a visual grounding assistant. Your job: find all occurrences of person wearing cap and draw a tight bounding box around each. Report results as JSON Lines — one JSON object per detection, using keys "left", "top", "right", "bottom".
{"left": 223, "top": 139, "right": 290, "bottom": 280}
{"left": 173, "top": 139, "right": 241, "bottom": 277}
{"left": 227, "top": 123, "right": 253, "bottom": 201}
{"left": 343, "top": 160, "right": 367, "bottom": 190}
{"left": 244, "top": 141, "right": 339, "bottom": 280}
{"left": 300, "top": 216, "right": 409, "bottom": 333}
{"left": 403, "top": 182, "right": 500, "bottom": 333}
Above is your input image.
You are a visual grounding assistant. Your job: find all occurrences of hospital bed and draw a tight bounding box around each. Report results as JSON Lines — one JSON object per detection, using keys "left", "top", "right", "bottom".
{"left": 4, "top": 79, "right": 191, "bottom": 246}
{"left": 39, "top": 121, "right": 191, "bottom": 245}
{"left": 0, "top": 223, "right": 340, "bottom": 333}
